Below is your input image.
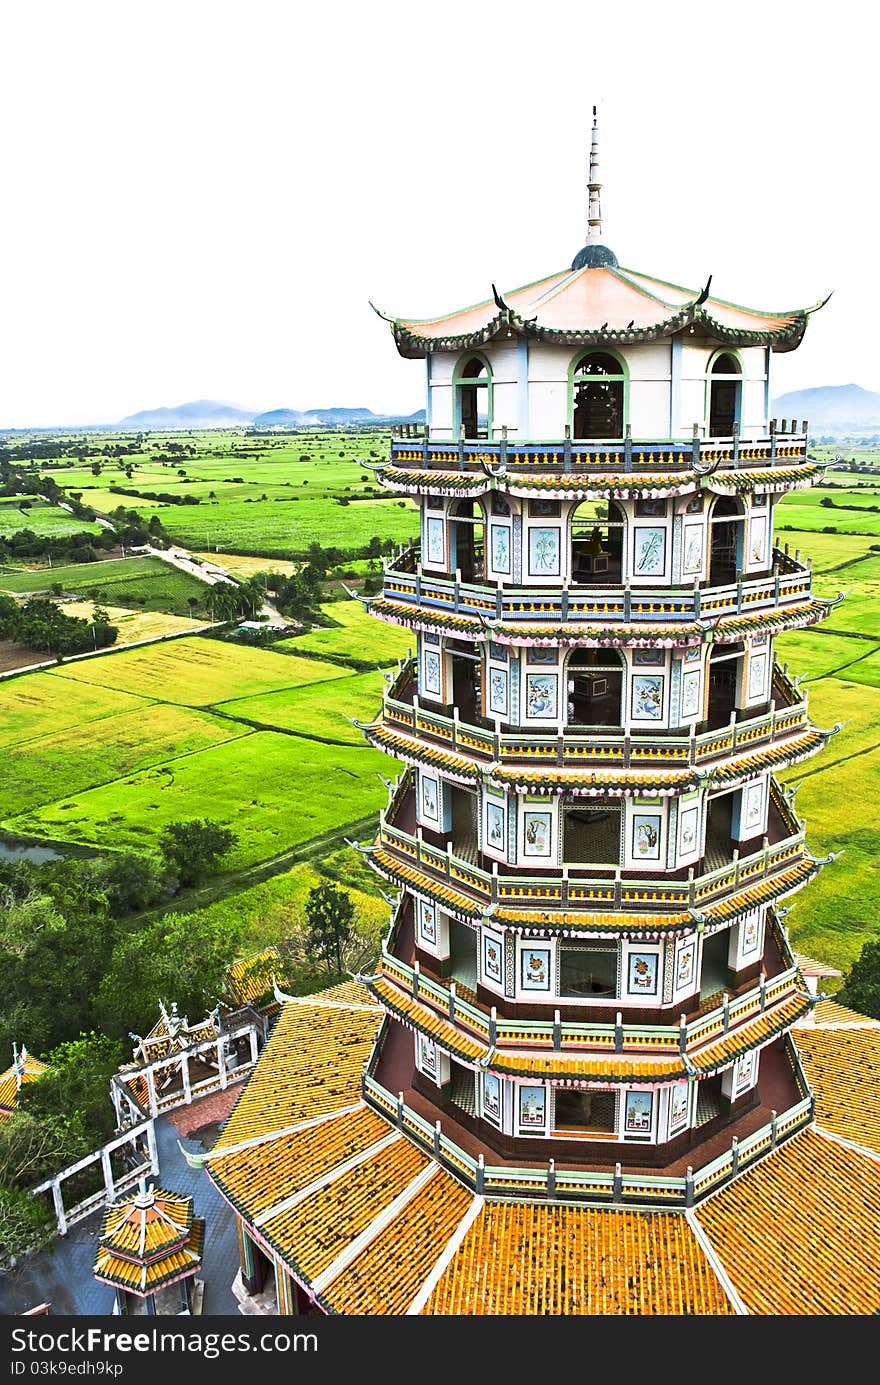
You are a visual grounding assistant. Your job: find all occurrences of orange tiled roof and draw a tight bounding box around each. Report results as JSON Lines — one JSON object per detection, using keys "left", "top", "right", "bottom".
{"left": 212, "top": 991, "right": 380, "bottom": 1152}
{"left": 378, "top": 463, "right": 825, "bottom": 497}
{"left": 808, "top": 998, "right": 878, "bottom": 1027}
{"left": 259, "top": 1138, "right": 430, "bottom": 1281}
{"left": 794, "top": 1025, "right": 880, "bottom": 1156}
{"left": 98, "top": 1187, "right": 193, "bottom": 1261}
{"left": 224, "top": 948, "right": 282, "bottom": 1007}
{"left": 422, "top": 1202, "right": 733, "bottom": 1315}
{"left": 0, "top": 1047, "right": 47, "bottom": 1116}
{"left": 694, "top": 1128, "right": 880, "bottom": 1314}
{"left": 94, "top": 1220, "right": 204, "bottom": 1295}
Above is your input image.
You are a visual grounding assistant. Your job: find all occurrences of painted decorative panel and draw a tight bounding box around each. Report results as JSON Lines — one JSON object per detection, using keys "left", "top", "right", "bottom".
{"left": 633, "top": 527, "right": 666, "bottom": 576}
{"left": 520, "top": 946, "right": 552, "bottom": 992}
{"left": 632, "top": 812, "right": 662, "bottom": 861}
{"left": 741, "top": 909, "right": 762, "bottom": 958}
{"left": 628, "top": 951, "right": 659, "bottom": 996}
{"left": 518, "top": 1085, "right": 547, "bottom": 1130}
{"left": 425, "top": 516, "right": 445, "bottom": 565}
{"left": 417, "top": 898, "right": 437, "bottom": 947}
{"left": 668, "top": 1083, "right": 690, "bottom": 1135}
{"left": 749, "top": 515, "right": 768, "bottom": 565}
{"left": 482, "top": 930, "right": 504, "bottom": 985}
{"left": 419, "top": 1034, "right": 437, "bottom": 1077}
{"left": 683, "top": 522, "right": 703, "bottom": 575}
{"left": 484, "top": 799, "right": 507, "bottom": 854}
{"left": 681, "top": 668, "right": 701, "bottom": 718}
{"left": 674, "top": 939, "right": 696, "bottom": 991}
{"left": 528, "top": 526, "right": 561, "bottom": 576}
{"left": 522, "top": 809, "right": 553, "bottom": 859}
{"left": 633, "top": 648, "right": 663, "bottom": 667}
{"left": 488, "top": 666, "right": 509, "bottom": 717}
{"left": 678, "top": 804, "right": 699, "bottom": 857}
{"left": 743, "top": 780, "right": 765, "bottom": 834}
{"left": 526, "top": 673, "right": 557, "bottom": 719}
{"left": 490, "top": 523, "right": 511, "bottom": 574}
{"left": 734, "top": 1049, "right": 757, "bottom": 1095}
{"left": 624, "top": 1090, "right": 654, "bottom": 1135}
{"left": 482, "top": 1072, "right": 502, "bottom": 1126}
{"left": 631, "top": 674, "right": 664, "bottom": 721}
{"left": 748, "top": 652, "right": 768, "bottom": 700}
{"left": 423, "top": 648, "right": 441, "bottom": 697}
{"left": 420, "top": 772, "right": 440, "bottom": 824}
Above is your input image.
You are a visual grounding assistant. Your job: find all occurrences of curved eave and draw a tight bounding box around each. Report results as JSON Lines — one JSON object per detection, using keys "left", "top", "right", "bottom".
{"left": 391, "top": 305, "right": 809, "bottom": 360}
{"left": 370, "top": 596, "right": 831, "bottom": 647}
{"left": 369, "top": 848, "right": 821, "bottom": 936}
{"left": 372, "top": 462, "right": 827, "bottom": 500}
{"left": 365, "top": 722, "right": 831, "bottom": 796}
{"left": 367, "top": 974, "right": 811, "bottom": 1083}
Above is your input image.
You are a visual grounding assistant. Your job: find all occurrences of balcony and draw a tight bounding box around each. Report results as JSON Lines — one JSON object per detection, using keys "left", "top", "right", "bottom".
{"left": 364, "top": 1018, "right": 813, "bottom": 1203}
{"left": 386, "top": 430, "right": 809, "bottom": 478}
{"left": 369, "top": 773, "right": 817, "bottom": 924}
{"left": 378, "top": 546, "right": 814, "bottom": 631}
{"left": 369, "top": 659, "right": 820, "bottom": 787}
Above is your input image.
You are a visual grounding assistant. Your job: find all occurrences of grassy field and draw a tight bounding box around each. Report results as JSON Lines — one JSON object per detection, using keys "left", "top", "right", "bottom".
{"left": 7, "top": 430, "right": 419, "bottom": 559}
{"left": 0, "top": 555, "right": 212, "bottom": 616}
{"left": 0, "top": 495, "right": 104, "bottom": 540}
{"left": 58, "top": 601, "right": 209, "bottom": 645}
{"left": 0, "top": 614, "right": 400, "bottom": 876}
{"left": 276, "top": 599, "right": 413, "bottom": 664}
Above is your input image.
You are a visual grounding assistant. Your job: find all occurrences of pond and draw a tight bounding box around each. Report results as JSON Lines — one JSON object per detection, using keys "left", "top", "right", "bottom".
{"left": 0, "top": 838, "right": 63, "bottom": 864}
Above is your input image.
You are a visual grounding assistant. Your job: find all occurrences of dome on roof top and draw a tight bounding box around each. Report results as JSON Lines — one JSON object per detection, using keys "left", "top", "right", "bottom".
{"left": 571, "top": 243, "right": 619, "bottom": 271}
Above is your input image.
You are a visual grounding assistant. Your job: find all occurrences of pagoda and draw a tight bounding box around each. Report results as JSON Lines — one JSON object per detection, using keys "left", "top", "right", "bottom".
{"left": 356, "top": 110, "right": 841, "bottom": 1179}
{"left": 202, "top": 121, "right": 880, "bottom": 1317}
{"left": 93, "top": 1179, "right": 205, "bottom": 1316}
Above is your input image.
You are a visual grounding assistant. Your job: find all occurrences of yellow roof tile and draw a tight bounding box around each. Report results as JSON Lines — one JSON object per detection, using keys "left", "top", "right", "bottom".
{"left": 795, "top": 1026, "right": 880, "bottom": 1156}
{"left": 422, "top": 1203, "right": 733, "bottom": 1315}
{"left": 260, "top": 1138, "right": 430, "bottom": 1280}
{"left": 695, "top": 1129, "right": 880, "bottom": 1314}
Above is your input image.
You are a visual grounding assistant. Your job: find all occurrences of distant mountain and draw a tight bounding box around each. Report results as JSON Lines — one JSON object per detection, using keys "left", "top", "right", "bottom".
{"left": 117, "top": 400, "right": 257, "bottom": 429}
{"left": 251, "top": 406, "right": 425, "bottom": 429}
{"left": 771, "top": 384, "right": 880, "bottom": 434}
{"left": 109, "top": 400, "right": 425, "bottom": 431}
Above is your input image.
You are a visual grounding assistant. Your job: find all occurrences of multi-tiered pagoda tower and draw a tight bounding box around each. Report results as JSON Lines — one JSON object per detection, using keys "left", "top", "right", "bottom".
{"left": 357, "top": 113, "right": 839, "bottom": 1180}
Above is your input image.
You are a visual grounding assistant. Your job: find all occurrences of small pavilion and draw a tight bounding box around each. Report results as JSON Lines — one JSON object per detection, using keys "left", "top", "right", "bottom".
{"left": 93, "top": 1179, "right": 205, "bottom": 1316}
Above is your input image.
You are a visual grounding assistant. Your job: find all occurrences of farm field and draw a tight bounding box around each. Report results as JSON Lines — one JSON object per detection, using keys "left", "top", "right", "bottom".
{"left": 7, "top": 429, "right": 418, "bottom": 559}
{"left": 0, "top": 495, "right": 104, "bottom": 540}
{"left": 191, "top": 551, "right": 299, "bottom": 578}
{"left": 277, "top": 599, "right": 413, "bottom": 664}
{"left": 0, "top": 617, "right": 401, "bottom": 879}
{"left": 46, "top": 635, "right": 352, "bottom": 706}
{"left": 58, "top": 601, "right": 209, "bottom": 645}
{"left": 0, "top": 555, "right": 212, "bottom": 616}
{"left": 216, "top": 669, "right": 385, "bottom": 743}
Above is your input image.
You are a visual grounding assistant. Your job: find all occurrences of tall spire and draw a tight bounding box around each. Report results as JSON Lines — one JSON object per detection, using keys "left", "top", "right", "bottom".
{"left": 586, "top": 106, "right": 602, "bottom": 244}
{"left": 571, "top": 108, "right": 616, "bottom": 271}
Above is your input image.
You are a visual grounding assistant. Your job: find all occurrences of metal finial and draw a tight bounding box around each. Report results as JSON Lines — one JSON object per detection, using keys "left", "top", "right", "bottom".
{"left": 587, "top": 106, "right": 602, "bottom": 244}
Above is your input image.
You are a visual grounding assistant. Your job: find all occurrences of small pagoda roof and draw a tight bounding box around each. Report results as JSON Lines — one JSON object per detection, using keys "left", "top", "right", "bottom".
{"left": 223, "top": 947, "right": 284, "bottom": 1011}
{"left": 129, "top": 1001, "right": 220, "bottom": 1067}
{"left": 792, "top": 952, "right": 843, "bottom": 980}
{"left": 794, "top": 1004, "right": 880, "bottom": 1158}
{"left": 93, "top": 1182, "right": 204, "bottom": 1297}
{"left": 381, "top": 263, "right": 825, "bottom": 359}
{"left": 0, "top": 1046, "right": 47, "bottom": 1119}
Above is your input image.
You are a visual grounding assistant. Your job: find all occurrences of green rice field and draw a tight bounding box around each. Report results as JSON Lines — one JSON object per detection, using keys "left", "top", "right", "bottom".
{"left": 0, "top": 495, "right": 105, "bottom": 540}
{"left": 275, "top": 599, "right": 413, "bottom": 665}
{"left": 0, "top": 555, "right": 212, "bottom": 616}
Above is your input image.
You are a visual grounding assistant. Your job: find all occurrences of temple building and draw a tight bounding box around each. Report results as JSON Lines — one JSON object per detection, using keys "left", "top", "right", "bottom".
{"left": 0, "top": 1045, "right": 46, "bottom": 1120}
{"left": 202, "top": 118, "right": 880, "bottom": 1315}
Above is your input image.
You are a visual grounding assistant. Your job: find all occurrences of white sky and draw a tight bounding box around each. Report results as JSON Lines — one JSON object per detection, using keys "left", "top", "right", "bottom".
{"left": 1, "top": 0, "right": 877, "bottom": 427}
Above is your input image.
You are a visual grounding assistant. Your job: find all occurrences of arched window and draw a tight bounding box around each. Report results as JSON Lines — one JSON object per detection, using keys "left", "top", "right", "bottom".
{"left": 570, "top": 498, "right": 625, "bottom": 584}
{"left": 454, "top": 355, "right": 492, "bottom": 440}
{"left": 571, "top": 352, "right": 626, "bottom": 439}
{"left": 566, "top": 647, "right": 624, "bottom": 727}
{"left": 708, "top": 352, "right": 743, "bottom": 437}
{"left": 708, "top": 495, "right": 745, "bottom": 586}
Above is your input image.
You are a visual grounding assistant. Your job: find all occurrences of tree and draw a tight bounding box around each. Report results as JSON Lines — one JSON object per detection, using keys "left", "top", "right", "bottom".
{"left": 304, "top": 882, "right": 354, "bottom": 979}
{"left": 158, "top": 819, "right": 237, "bottom": 887}
{"left": 836, "top": 939, "right": 880, "bottom": 1020}
{"left": 21, "top": 1033, "right": 123, "bottom": 1145}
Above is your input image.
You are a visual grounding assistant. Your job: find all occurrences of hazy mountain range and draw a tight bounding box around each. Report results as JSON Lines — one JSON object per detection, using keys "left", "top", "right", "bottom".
{"left": 115, "top": 400, "right": 426, "bottom": 431}
{"left": 770, "top": 383, "right": 880, "bottom": 433}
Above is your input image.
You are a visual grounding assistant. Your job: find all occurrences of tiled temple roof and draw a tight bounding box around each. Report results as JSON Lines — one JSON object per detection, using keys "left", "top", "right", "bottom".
{"left": 365, "top": 720, "right": 829, "bottom": 796}
{"left": 0, "top": 1046, "right": 47, "bottom": 1118}
{"left": 383, "top": 263, "right": 818, "bottom": 358}
{"left": 422, "top": 1202, "right": 733, "bottom": 1315}
{"left": 694, "top": 1128, "right": 880, "bottom": 1315}
{"left": 93, "top": 1185, "right": 204, "bottom": 1297}
{"left": 203, "top": 985, "right": 880, "bottom": 1315}
{"left": 94, "top": 1220, "right": 205, "bottom": 1295}
{"left": 374, "top": 461, "right": 825, "bottom": 499}
{"left": 794, "top": 1010, "right": 880, "bottom": 1157}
